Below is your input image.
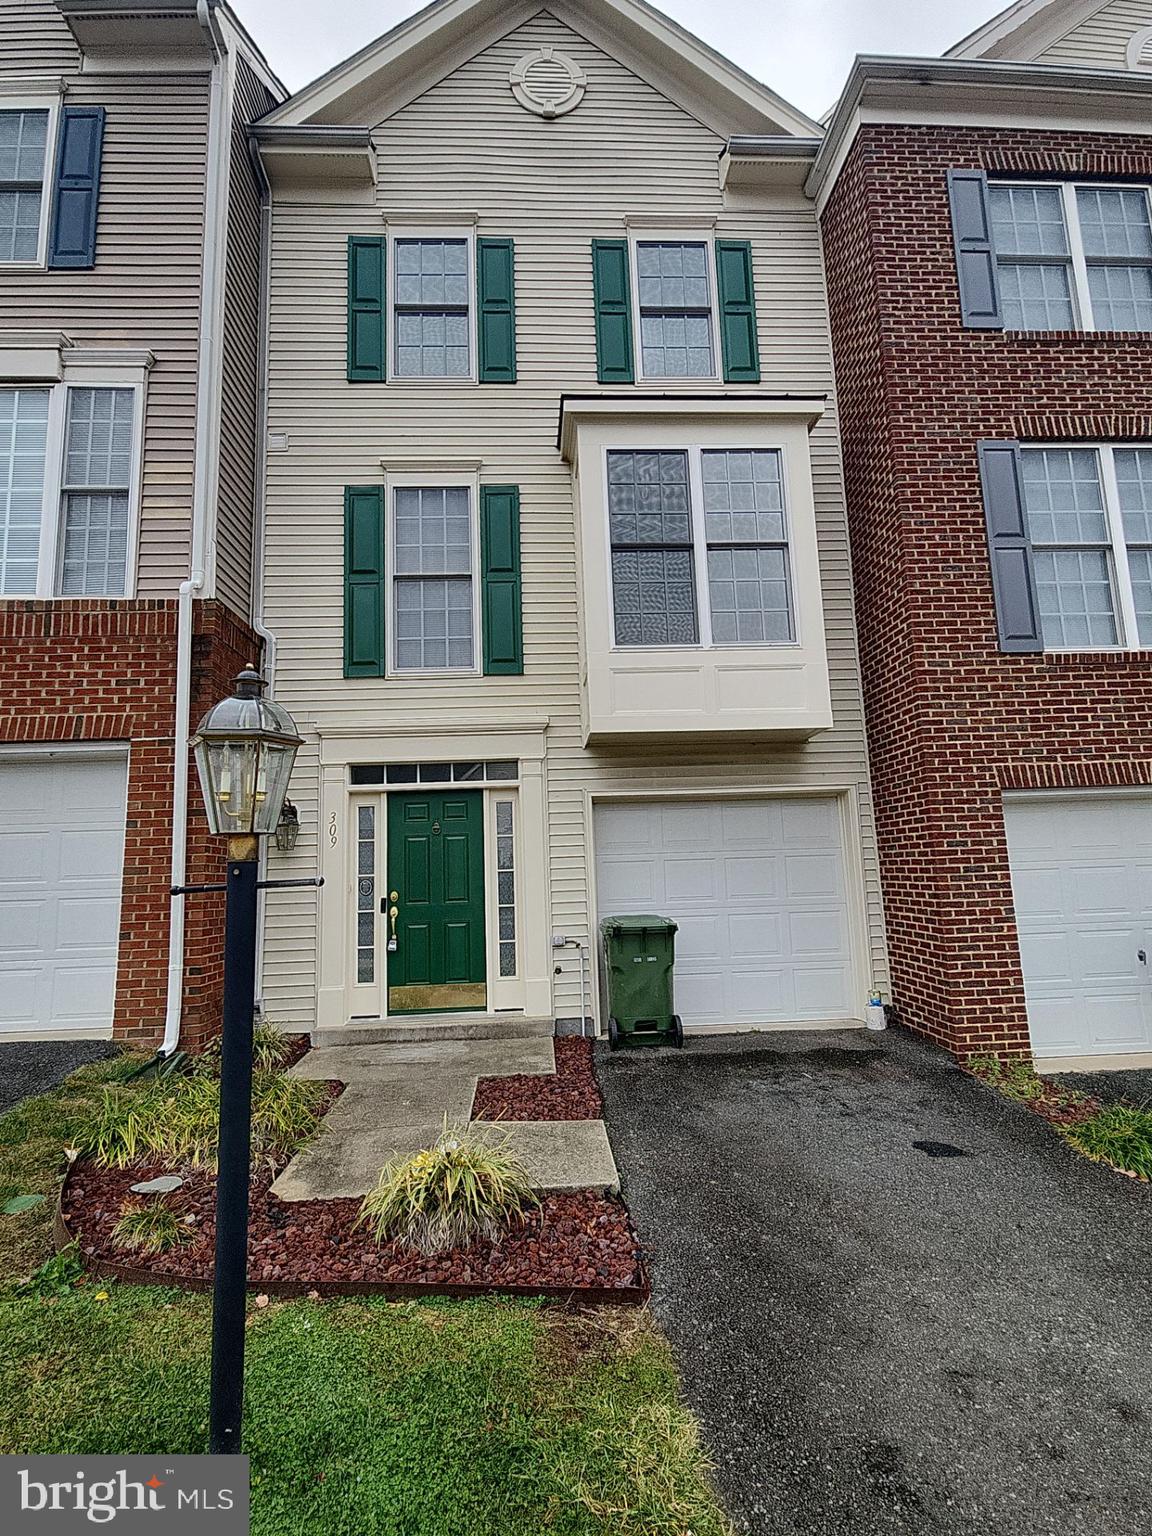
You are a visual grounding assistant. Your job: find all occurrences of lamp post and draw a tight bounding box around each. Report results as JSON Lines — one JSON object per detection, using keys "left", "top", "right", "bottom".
{"left": 190, "top": 665, "right": 302, "bottom": 1455}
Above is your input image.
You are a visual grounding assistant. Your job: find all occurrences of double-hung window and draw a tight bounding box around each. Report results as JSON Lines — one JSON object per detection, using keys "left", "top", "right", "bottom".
{"left": 990, "top": 182, "right": 1152, "bottom": 331}
{"left": 391, "top": 485, "right": 477, "bottom": 671}
{"left": 0, "top": 382, "right": 138, "bottom": 597}
{"left": 392, "top": 237, "right": 472, "bottom": 379}
{"left": 1021, "top": 445, "right": 1152, "bottom": 649}
{"left": 606, "top": 447, "right": 795, "bottom": 648}
{"left": 0, "top": 109, "right": 49, "bottom": 264}
{"left": 634, "top": 240, "right": 717, "bottom": 379}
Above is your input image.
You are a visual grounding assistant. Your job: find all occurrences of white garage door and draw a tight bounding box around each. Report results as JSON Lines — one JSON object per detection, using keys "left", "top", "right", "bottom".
{"left": 594, "top": 798, "right": 855, "bottom": 1029}
{"left": 0, "top": 753, "right": 128, "bottom": 1036}
{"left": 1004, "top": 795, "right": 1152, "bottom": 1059}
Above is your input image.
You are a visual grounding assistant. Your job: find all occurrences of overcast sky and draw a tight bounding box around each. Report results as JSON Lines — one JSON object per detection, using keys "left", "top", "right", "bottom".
{"left": 230, "top": 0, "right": 1010, "bottom": 118}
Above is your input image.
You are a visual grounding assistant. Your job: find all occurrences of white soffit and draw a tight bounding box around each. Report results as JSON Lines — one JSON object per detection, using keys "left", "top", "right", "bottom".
{"left": 258, "top": 0, "right": 821, "bottom": 140}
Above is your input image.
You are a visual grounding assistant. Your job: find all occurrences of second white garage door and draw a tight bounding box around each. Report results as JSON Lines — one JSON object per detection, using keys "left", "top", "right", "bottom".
{"left": 594, "top": 798, "right": 856, "bottom": 1029}
{"left": 1004, "top": 794, "right": 1152, "bottom": 1059}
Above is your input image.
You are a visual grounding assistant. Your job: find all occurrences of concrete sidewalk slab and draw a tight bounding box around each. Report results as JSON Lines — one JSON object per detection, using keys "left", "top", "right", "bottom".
{"left": 271, "top": 1036, "right": 618, "bottom": 1201}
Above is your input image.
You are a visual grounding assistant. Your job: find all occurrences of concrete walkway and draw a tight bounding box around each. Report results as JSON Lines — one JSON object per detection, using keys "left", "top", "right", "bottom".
{"left": 272, "top": 1036, "right": 619, "bottom": 1201}
{"left": 598, "top": 1028, "right": 1152, "bottom": 1536}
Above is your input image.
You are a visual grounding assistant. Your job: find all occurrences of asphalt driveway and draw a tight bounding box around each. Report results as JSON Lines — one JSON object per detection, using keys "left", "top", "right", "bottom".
{"left": 597, "top": 1028, "right": 1152, "bottom": 1536}
{"left": 0, "top": 1040, "right": 119, "bottom": 1115}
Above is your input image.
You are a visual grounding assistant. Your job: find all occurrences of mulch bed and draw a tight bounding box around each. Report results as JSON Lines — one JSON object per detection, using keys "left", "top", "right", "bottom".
{"left": 471, "top": 1036, "right": 602, "bottom": 1121}
{"left": 60, "top": 1165, "right": 644, "bottom": 1298}
{"left": 278, "top": 1033, "right": 312, "bottom": 1071}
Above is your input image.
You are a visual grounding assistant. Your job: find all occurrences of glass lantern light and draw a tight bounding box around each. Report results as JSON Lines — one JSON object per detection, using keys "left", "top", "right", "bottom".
{"left": 275, "top": 799, "right": 300, "bottom": 852}
{"left": 191, "top": 666, "right": 302, "bottom": 838}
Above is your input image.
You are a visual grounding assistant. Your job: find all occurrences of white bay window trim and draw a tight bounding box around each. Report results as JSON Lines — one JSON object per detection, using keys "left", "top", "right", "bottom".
{"left": 0, "top": 354, "right": 147, "bottom": 599}
{"left": 382, "top": 463, "right": 482, "bottom": 678}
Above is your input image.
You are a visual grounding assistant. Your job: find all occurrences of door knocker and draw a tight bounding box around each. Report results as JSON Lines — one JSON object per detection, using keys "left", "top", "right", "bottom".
{"left": 432, "top": 821, "right": 442, "bottom": 835}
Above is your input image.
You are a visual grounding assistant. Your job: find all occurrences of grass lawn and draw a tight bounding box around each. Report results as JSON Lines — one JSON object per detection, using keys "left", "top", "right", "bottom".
{"left": 0, "top": 1059, "right": 730, "bottom": 1536}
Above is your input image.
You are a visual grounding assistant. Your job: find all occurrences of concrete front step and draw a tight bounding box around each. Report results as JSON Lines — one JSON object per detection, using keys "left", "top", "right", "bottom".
{"left": 312, "top": 1014, "right": 554, "bottom": 1047}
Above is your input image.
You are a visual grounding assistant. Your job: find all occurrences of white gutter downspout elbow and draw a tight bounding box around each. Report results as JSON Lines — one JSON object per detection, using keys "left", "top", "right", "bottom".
{"left": 161, "top": 0, "right": 230, "bottom": 1056}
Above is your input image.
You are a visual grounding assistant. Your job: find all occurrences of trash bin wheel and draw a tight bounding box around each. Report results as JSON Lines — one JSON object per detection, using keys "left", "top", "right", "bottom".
{"left": 672, "top": 1015, "right": 684, "bottom": 1049}
{"left": 608, "top": 1016, "right": 620, "bottom": 1051}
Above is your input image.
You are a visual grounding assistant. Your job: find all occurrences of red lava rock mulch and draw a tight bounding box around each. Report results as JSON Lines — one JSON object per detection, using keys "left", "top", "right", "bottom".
{"left": 471, "top": 1036, "right": 602, "bottom": 1122}
{"left": 277, "top": 1033, "right": 312, "bottom": 1071}
{"left": 61, "top": 1163, "right": 643, "bottom": 1295}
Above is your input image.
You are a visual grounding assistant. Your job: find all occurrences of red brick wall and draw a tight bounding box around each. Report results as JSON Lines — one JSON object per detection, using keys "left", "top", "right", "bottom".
{"left": 0, "top": 598, "right": 261, "bottom": 1050}
{"left": 821, "top": 125, "right": 1152, "bottom": 1059}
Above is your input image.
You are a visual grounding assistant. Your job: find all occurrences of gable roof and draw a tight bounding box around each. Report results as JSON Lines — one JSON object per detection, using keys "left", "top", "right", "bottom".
{"left": 259, "top": 0, "right": 822, "bottom": 139}
{"left": 947, "top": 0, "right": 1116, "bottom": 60}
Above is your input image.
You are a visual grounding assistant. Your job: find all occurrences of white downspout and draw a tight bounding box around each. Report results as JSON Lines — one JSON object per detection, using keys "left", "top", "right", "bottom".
{"left": 161, "top": 1, "right": 231, "bottom": 1055}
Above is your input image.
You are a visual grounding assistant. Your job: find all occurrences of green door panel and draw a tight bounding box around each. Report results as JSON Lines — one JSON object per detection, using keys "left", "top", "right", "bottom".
{"left": 387, "top": 792, "right": 486, "bottom": 1013}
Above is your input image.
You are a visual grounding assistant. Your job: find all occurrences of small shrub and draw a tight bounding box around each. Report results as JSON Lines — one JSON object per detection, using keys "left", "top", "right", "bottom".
{"left": 196, "top": 1022, "right": 295, "bottom": 1078}
{"left": 358, "top": 1127, "right": 539, "bottom": 1256}
{"left": 82, "top": 1071, "right": 327, "bottom": 1171}
{"left": 110, "top": 1199, "right": 193, "bottom": 1256}
{"left": 1064, "top": 1104, "right": 1152, "bottom": 1181}
{"left": 968, "top": 1054, "right": 1047, "bottom": 1103}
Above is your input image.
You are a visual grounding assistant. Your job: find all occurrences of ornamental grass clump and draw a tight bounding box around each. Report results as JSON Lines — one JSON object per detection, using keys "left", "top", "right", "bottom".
{"left": 83, "top": 1071, "right": 327, "bottom": 1172}
{"left": 358, "top": 1127, "right": 539, "bottom": 1256}
{"left": 110, "top": 1198, "right": 193, "bottom": 1256}
{"left": 1063, "top": 1103, "right": 1152, "bottom": 1181}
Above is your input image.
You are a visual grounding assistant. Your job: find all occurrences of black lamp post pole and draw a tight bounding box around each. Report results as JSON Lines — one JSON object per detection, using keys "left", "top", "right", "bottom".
{"left": 208, "top": 836, "right": 260, "bottom": 1455}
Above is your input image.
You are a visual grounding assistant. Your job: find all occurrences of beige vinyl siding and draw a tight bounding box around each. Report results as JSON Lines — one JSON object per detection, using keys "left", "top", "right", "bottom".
{"left": 0, "top": 0, "right": 80, "bottom": 77}
{"left": 0, "top": 71, "right": 209, "bottom": 596}
{"left": 260, "top": 13, "right": 888, "bottom": 1027}
{"left": 1038, "top": 0, "right": 1152, "bottom": 66}
{"left": 215, "top": 56, "right": 276, "bottom": 617}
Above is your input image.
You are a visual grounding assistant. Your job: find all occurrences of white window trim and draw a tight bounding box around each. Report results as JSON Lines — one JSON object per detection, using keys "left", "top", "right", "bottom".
{"left": 602, "top": 442, "right": 801, "bottom": 652}
{"left": 994, "top": 180, "right": 1152, "bottom": 334}
{"left": 2, "top": 363, "right": 147, "bottom": 600}
{"left": 627, "top": 228, "right": 721, "bottom": 385}
{"left": 0, "top": 93, "right": 61, "bottom": 271}
{"left": 382, "top": 464, "right": 482, "bottom": 678}
{"left": 384, "top": 226, "right": 478, "bottom": 386}
{"left": 1025, "top": 441, "right": 1152, "bottom": 653}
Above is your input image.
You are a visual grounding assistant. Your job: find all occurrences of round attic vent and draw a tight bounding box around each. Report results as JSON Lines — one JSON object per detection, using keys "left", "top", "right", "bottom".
{"left": 510, "top": 47, "right": 587, "bottom": 118}
{"left": 1127, "top": 24, "right": 1152, "bottom": 69}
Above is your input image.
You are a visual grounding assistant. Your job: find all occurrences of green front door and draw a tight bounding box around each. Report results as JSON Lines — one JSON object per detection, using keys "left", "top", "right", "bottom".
{"left": 386, "top": 791, "right": 486, "bottom": 1014}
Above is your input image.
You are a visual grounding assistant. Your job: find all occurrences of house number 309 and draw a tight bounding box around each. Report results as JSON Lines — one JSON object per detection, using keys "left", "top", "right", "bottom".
{"left": 328, "top": 813, "right": 338, "bottom": 848}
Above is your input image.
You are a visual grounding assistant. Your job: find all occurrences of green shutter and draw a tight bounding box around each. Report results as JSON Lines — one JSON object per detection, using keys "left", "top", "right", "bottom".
{"left": 344, "top": 486, "right": 386, "bottom": 677}
{"left": 481, "top": 485, "right": 523, "bottom": 676}
{"left": 592, "top": 239, "right": 635, "bottom": 384}
{"left": 347, "top": 236, "right": 386, "bottom": 382}
{"left": 715, "top": 240, "right": 761, "bottom": 384}
{"left": 477, "top": 238, "right": 517, "bottom": 383}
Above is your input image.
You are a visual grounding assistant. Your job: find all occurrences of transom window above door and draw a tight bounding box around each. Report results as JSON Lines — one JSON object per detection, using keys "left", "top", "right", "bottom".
{"left": 391, "top": 485, "right": 477, "bottom": 672}
{"left": 1020, "top": 445, "right": 1152, "bottom": 649}
{"left": 607, "top": 447, "right": 795, "bottom": 648}
{"left": 989, "top": 183, "right": 1152, "bottom": 331}
{"left": 0, "top": 382, "right": 139, "bottom": 598}
{"left": 634, "top": 241, "right": 717, "bottom": 379}
{"left": 392, "top": 236, "right": 472, "bottom": 379}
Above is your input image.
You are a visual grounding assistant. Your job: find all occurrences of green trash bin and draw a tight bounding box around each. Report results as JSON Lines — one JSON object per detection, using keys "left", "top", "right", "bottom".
{"left": 599, "top": 914, "right": 684, "bottom": 1050}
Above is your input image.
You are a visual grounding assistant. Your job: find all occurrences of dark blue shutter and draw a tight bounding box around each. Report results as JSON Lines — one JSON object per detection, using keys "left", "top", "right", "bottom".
{"left": 978, "top": 442, "right": 1042, "bottom": 653}
{"left": 48, "top": 106, "right": 105, "bottom": 269}
{"left": 947, "top": 169, "right": 1003, "bottom": 329}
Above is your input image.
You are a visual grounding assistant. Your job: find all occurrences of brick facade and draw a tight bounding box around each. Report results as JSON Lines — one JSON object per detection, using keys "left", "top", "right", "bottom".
{"left": 0, "top": 598, "right": 261, "bottom": 1050}
{"left": 821, "top": 125, "right": 1152, "bottom": 1059}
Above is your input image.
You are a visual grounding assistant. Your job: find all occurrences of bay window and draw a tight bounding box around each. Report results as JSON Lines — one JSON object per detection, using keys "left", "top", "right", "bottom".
{"left": 607, "top": 446, "right": 796, "bottom": 649}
